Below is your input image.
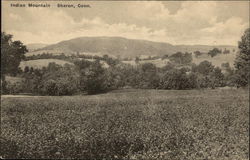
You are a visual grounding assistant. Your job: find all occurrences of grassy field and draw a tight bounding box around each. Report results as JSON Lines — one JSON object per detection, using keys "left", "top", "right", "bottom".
{"left": 192, "top": 53, "right": 237, "bottom": 67}
{"left": 19, "top": 59, "right": 73, "bottom": 70}
{"left": 122, "top": 58, "right": 170, "bottom": 68}
{"left": 1, "top": 89, "right": 249, "bottom": 159}
{"left": 122, "top": 52, "right": 236, "bottom": 68}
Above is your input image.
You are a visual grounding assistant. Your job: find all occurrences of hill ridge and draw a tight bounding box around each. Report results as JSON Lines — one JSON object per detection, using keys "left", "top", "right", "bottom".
{"left": 30, "top": 36, "right": 237, "bottom": 58}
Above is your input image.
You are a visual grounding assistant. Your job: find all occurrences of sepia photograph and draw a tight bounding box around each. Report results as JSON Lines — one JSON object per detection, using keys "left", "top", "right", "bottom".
{"left": 1, "top": 0, "right": 249, "bottom": 159}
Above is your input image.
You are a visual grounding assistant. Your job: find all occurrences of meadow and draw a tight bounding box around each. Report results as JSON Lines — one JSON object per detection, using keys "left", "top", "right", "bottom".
{"left": 19, "top": 59, "right": 73, "bottom": 70}
{"left": 1, "top": 89, "right": 249, "bottom": 159}
{"left": 192, "top": 52, "right": 237, "bottom": 68}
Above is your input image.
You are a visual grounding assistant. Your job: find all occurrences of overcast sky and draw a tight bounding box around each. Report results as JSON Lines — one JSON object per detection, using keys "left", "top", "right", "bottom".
{"left": 2, "top": 1, "right": 249, "bottom": 45}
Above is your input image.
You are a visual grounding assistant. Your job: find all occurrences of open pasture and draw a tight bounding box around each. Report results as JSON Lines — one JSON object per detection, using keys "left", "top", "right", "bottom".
{"left": 19, "top": 59, "right": 73, "bottom": 70}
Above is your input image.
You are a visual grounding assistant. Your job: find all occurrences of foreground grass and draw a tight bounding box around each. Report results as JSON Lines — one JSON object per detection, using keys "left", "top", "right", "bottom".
{"left": 1, "top": 89, "right": 249, "bottom": 159}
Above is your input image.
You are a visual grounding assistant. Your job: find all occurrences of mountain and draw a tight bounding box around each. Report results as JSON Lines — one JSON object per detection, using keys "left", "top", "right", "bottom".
{"left": 28, "top": 37, "right": 237, "bottom": 58}
{"left": 26, "top": 43, "right": 49, "bottom": 52}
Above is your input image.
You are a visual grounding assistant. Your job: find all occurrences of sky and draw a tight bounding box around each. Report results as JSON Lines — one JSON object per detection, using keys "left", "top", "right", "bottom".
{"left": 2, "top": 1, "right": 249, "bottom": 45}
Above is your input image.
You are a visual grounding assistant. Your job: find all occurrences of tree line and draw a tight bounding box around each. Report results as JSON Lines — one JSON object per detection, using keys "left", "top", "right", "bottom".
{"left": 1, "top": 28, "right": 249, "bottom": 95}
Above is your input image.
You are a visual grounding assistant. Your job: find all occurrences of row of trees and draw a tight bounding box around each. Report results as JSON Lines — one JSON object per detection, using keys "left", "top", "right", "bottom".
{"left": 194, "top": 48, "right": 232, "bottom": 58}
{"left": 5, "top": 59, "right": 235, "bottom": 95}
{"left": 24, "top": 53, "right": 70, "bottom": 61}
{"left": 5, "top": 60, "right": 118, "bottom": 95}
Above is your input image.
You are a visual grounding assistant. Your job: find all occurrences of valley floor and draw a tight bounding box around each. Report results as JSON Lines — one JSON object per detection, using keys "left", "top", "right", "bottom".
{"left": 1, "top": 89, "right": 249, "bottom": 159}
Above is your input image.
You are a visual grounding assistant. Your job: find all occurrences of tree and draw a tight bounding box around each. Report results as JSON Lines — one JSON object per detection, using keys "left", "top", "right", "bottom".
{"left": 104, "top": 67, "right": 123, "bottom": 89}
{"left": 138, "top": 63, "right": 160, "bottom": 88}
{"left": 191, "top": 61, "right": 220, "bottom": 88}
{"left": 79, "top": 60, "right": 108, "bottom": 94}
{"left": 24, "top": 66, "right": 30, "bottom": 73}
{"left": 161, "top": 54, "right": 169, "bottom": 60}
{"left": 162, "top": 62, "right": 175, "bottom": 72}
{"left": 221, "top": 63, "right": 234, "bottom": 86}
{"left": 30, "top": 67, "right": 34, "bottom": 73}
{"left": 169, "top": 52, "right": 192, "bottom": 64}
{"left": 1, "top": 32, "right": 28, "bottom": 78}
{"left": 193, "top": 60, "right": 214, "bottom": 75}
{"left": 223, "top": 48, "right": 230, "bottom": 54}
{"left": 74, "top": 59, "right": 92, "bottom": 70}
{"left": 234, "top": 28, "right": 250, "bottom": 87}
{"left": 208, "top": 48, "right": 221, "bottom": 57}
{"left": 114, "top": 63, "right": 139, "bottom": 88}
{"left": 194, "top": 51, "right": 202, "bottom": 58}
{"left": 186, "top": 72, "right": 199, "bottom": 89}
{"left": 135, "top": 57, "right": 140, "bottom": 64}
{"left": 102, "top": 54, "right": 119, "bottom": 67}
{"left": 209, "top": 67, "right": 225, "bottom": 88}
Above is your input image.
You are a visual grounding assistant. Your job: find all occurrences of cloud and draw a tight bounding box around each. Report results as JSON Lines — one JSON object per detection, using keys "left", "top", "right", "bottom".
{"left": 4, "top": 6, "right": 169, "bottom": 44}
{"left": 125, "top": 1, "right": 248, "bottom": 45}
{"left": 199, "top": 17, "right": 248, "bottom": 45}
{"left": 127, "top": 2, "right": 170, "bottom": 21}
{"left": 2, "top": 1, "right": 249, "bottom": 45}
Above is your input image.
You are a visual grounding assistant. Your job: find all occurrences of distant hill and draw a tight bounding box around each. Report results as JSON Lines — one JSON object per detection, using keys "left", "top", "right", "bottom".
{"left": 26, "top": 43, "right": 49, "bottom": 52}
{"left": 27, "top": 37, "right": 237, "bottom": 58}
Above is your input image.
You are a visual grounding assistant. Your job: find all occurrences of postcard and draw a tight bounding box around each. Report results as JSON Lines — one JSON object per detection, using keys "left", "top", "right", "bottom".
{"left": 1, "top": 1, "right": 249, "bottom": 159}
